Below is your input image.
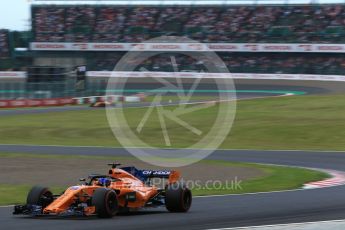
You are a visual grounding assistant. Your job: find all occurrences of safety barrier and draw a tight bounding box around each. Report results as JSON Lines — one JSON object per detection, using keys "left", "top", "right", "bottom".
{"left": 73, "top": 94, "right": 146, "bottom": 105}
{"left": 86, "top": 71, "right": 345, "bottom": 82}
{"left": 2, "top": 71, "right": 345, "bottom": 82}
{"left": 0, "top": 94, "right": 146, "bottom": 108}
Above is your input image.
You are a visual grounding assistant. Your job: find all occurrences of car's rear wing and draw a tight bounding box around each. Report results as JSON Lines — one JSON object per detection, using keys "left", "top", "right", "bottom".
{"left": 121, "top": 167, "right": 180, "bottom": 184}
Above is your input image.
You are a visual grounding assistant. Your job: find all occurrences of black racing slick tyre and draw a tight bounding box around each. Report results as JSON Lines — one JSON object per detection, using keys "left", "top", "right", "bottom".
{"left": 165, "top": 183, "right": 192, "bottom": 212}
{"left": 26, "top": 186, "right": 54, "bottom": 210}
{"left": 92, "top": 188, "right": 118, "bottom": 218}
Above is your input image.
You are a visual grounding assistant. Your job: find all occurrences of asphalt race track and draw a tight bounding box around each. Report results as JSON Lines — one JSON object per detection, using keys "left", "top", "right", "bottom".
{"left": 1, "top": 82, "right": 345, "bottom": 229}
{"left": 1, "top": 146, "right": 345, "bottom": 230}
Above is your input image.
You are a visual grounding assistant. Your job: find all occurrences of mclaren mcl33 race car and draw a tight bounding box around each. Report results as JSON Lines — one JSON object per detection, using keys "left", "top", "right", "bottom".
{"left": 13, "top": 163, "right": 192, "bottom": 218}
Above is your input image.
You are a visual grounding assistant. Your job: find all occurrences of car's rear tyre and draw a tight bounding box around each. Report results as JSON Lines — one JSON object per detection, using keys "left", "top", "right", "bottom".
{"left": 26, "top": 186, "right": 53, "bottom": 211}
{"left": 92, "top": 188, "right": 118, "bottom": 218}
{"left": 165, "top": 183, "right": 192, "bottom": 212}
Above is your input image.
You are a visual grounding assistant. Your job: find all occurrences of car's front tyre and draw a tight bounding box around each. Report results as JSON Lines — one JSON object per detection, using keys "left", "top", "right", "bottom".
{"left": 26, "top": 186, "right": 54, "bottom": 212}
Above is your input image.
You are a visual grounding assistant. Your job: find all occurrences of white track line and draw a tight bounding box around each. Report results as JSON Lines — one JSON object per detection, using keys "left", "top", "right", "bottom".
{"left": 0, "top": 205, "right": 14, "bottom": 208}
{"left": 207, "top": 219, "right": 345, "bottom": 230}
{"left": 117, "top": 93, "right": 288, "bottom": 109}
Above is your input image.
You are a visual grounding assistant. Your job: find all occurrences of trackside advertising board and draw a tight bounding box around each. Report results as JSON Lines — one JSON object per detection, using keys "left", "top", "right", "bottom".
{"left": 30, "top": 42, "right": 345, "bottom": 53}
{"left": 0, "top": 98, "right": 75, "bottom": 108}
{"left": 0, "top": 72, "right": 26, "bottom": 79}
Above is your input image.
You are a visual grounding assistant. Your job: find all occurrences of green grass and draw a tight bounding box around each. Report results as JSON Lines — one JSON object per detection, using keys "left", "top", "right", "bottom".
{"left": 0, "top": 153, "right": 328, "bottom": 205}
{"left": 228, "top": 94, "right": 345, "bottom": 150}
{"left": 0, "top": 185, "right": 63, "bottom": 205}
{"left": 0, "top": 94, "right": 345, "bottom": 150}
{"left": 192, "top": 161, "right": 329, "bottom": 196}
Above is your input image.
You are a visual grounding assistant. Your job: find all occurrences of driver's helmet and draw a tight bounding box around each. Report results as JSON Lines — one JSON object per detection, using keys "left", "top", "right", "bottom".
{"left": 98, "top": 177, "right": 111, "bottom": 187}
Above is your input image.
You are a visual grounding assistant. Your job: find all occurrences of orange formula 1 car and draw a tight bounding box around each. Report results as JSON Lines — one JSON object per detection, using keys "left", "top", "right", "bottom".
{"left": 13, "top": 163, "right": 192, "bottom": 218}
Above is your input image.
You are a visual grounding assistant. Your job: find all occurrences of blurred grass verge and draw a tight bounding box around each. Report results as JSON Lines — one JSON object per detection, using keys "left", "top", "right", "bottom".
{"left": 0, "top": 94, "right": 344, "bottom": 150}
